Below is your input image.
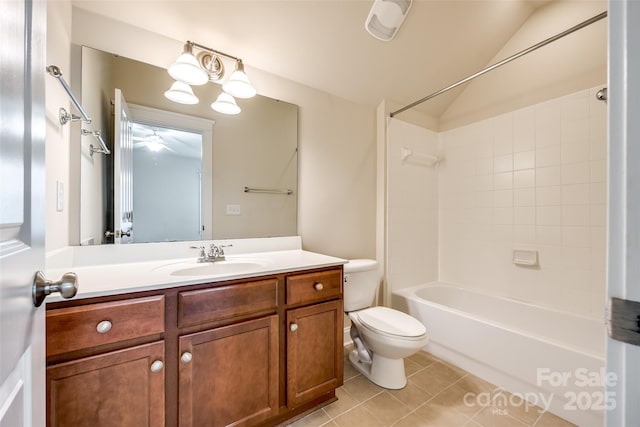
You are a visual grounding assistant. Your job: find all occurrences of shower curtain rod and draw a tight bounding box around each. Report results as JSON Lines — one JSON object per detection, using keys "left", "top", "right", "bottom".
{"left": 390, "top": 11, "right": 608, "bottom": 118}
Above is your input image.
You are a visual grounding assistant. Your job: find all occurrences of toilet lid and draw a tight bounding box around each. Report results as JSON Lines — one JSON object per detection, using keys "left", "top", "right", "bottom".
{"left": 356, "top": 307, "right": 427, "bottom": 338}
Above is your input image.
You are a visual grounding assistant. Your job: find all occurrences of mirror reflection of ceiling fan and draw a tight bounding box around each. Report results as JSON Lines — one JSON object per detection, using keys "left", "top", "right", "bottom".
{"left": 132, "top": 129, "right": 176, "bottom": 153}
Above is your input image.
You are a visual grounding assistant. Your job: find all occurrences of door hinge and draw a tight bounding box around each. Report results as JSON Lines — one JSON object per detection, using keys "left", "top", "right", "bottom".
{"left": 606, "top": 297, "right": 640, "bottom": 346}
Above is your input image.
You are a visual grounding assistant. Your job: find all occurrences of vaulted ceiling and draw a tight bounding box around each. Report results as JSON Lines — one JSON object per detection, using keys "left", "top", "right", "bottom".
{"left": 72, "top": 0, "right": 606, "bottom": 123}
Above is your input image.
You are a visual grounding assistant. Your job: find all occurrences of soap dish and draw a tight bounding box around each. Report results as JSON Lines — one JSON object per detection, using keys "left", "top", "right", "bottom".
{"left": 512, "top": 249, "right": 538, "bottom": 266}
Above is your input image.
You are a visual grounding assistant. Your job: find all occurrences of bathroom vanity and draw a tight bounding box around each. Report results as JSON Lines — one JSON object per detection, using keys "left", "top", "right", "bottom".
{"left": 44, "top": 239, "right": 345, "bottom": 427}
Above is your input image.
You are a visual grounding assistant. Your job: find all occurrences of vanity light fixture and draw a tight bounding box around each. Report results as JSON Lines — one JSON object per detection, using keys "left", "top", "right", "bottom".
{"left": 222, "top": 60, "right": 257, "bottom": 98}
{"left": 164, "top": 81, "right": 199, "bottom": 104}
{"left": 211, "top": 92, "right": 241, "bottom": 115}
{"left": 168, "top": 43, "right": 209, "bottom": 85}
{"left": 165, "top": 40, "right": 256, "bottom": 115}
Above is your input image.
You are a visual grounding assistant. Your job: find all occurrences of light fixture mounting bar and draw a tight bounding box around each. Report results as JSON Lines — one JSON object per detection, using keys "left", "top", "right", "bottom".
{"left": 188, "top": 41, "right": 242, "bottom": 63}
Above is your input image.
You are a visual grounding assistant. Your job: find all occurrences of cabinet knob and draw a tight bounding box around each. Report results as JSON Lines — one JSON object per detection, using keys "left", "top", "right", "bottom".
{"left": 290, "top": 323, "right": 298, "bottom": 332}
{"left": 314, "top": 283, "right": 324, "bottom": 291}
{"left": 150, "top": 360, "right": 164, "bottom": 373}
{"left": 181, "top": 352, "right": 193, "bottom": 364}
{"left": 96, "top": 320, "right": 112, "bottom": 334}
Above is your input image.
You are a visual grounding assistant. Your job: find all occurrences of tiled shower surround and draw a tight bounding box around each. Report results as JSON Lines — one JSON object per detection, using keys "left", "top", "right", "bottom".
{"left": 389, "top": 86, "right": 607, "bottom": 319}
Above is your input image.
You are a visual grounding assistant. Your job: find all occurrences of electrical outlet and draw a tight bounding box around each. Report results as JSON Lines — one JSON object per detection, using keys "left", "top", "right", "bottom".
{"left": 226, "top": 204, "right": 241, "bottom": 215}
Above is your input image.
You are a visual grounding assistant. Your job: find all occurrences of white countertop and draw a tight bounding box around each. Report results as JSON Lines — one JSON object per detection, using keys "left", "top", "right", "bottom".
{"left": 45, "top": 237, "right": 346, "bottom": 302}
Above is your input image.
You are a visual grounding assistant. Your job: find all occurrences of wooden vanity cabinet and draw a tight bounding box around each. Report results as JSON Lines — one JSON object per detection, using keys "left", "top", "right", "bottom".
{"left": 45, "top": 296, "right": 166, "bottom": 427}
{"left": 178, "top": 315, "right": 279, "bottom": 427}
{"left": 285, "top": 269, "right": 344, "bottom": 409}
{"left": 45, "top": 265, "right": 344, "bottom": 427}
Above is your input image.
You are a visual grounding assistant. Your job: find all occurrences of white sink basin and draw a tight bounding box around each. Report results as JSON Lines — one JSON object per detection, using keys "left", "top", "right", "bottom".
{"left": 154, "top": 258, "right": 269, "bottom": 277}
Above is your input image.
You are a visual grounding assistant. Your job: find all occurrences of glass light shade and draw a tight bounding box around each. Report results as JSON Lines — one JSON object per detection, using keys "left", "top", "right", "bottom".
{"left": 164, "top": 81, "right": 199, "bottom": 105}
{"left": 222, "top": 61, "right": 256, "bottom": 98}
{"left": 211, "top": 92, "right": 241, "bottom": 115}
{"left": 168, "top": 47, "right": 208, "bottom": 86}
{"left": 145, "top": 140, "right": 165, "bottom": 152}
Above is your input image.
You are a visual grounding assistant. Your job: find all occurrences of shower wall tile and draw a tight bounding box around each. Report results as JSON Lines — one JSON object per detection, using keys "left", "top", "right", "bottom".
{"left": 513, "top": 106, "right": 535, "bottom": 153}
{"left": 514, "top": 188, "right": 535, "bottom": 206}
{"left": 561, "top": 162, "right": 590, "bottom": 184}
{"left": 514, "top": 150, "right": 535, "bottom": 170}
{"left": 437, "top": 86, "right": 607, "bottom": 319}
{"left": 536, "top": 166, "right": 562, "bottom": 186}
{"left": 536, "top": 206, "right": 562, "bottom": 225}
{"left": 514, "top": 169, "right": 535, "bottom": 188}
{"left": 536, "top": 186, "right": 562, "bottom": 206}
{"left": 591, "top": 204, "right": 606, "bottom": 226}
{"left": 536, "top": 145, "right": 561, "bottom": 167}
{"left": 562, "top": 205, "right": 590, "bottom": 226}
{"left": 494, "top": 154, "right": 513, "bottom": 173}
{"left": 494, "top": 172, "right": 513, "bottom": 190}
{"left": 590, "top": 160, "right": 606, "bottom": 182}
{"left": 591, "top": 182, "right": 607, "bottom": 204}
{"left": 562, "top": 184, "right": 590, "bottom": 205}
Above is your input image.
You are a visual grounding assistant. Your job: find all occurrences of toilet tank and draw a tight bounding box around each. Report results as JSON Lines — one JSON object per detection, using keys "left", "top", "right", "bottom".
{"left": 343, "top": 259, "right": 379, "bottom": 312}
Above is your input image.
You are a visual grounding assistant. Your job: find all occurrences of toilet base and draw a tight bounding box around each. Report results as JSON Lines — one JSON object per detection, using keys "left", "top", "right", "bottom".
{"left": 348, "top": 349, "right": 408, "bottom": 389}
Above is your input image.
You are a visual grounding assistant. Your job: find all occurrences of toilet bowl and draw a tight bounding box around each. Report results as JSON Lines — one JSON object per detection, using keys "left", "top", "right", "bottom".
{"left": 344, "top": 260, "right": 428, "bottom": 389}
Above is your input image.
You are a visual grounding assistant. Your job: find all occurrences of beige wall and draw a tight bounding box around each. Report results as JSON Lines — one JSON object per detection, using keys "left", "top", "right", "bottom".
{"left": 45, "top": 6, "right": 377, "bottom": 259}
{"left": 45, "top": 0, "right": 72, "bottom": 252}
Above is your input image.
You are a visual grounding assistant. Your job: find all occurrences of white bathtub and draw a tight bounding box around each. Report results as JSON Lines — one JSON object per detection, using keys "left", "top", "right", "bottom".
{"left": 393, "top": 283, "right": 606, "bottom": 427}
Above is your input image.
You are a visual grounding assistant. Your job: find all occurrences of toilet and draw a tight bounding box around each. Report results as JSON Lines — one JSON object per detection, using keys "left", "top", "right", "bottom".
{"left": 344, "top": 259, "right": 428, "bottom": 389}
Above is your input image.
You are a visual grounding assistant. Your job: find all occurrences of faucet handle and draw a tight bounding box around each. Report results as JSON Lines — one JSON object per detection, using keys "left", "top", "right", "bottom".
{"left": 190, "top": 245, "right": 206, "bottom": 257}
{"left": 218, "top": 244, "right": 232, "bottom": 256}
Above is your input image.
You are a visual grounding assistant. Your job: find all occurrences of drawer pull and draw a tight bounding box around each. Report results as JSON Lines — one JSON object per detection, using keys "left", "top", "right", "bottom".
{"left": 181, "top": 352, "right": 193, "bottom": 364}
{"left": 314, "top": 283, "right": 324, "bottom": 291}
{"left": 290, "top": 323, "right": 298, "bottom": 332}
{"left": 96, "top": 320, "right": 112, "bottom": 334}
{"left": 150, "top": 360, "right": 164, "bottom": 373}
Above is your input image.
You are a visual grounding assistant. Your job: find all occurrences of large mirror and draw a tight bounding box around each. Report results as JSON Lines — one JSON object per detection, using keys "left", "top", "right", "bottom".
{"left": 77, "top": 46, "right": 298, "bottom": 245}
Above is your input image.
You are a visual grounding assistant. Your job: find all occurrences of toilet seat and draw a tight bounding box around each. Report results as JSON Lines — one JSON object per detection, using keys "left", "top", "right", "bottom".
{"left": 353, "top": 307, "right": 427, "bottom": 339}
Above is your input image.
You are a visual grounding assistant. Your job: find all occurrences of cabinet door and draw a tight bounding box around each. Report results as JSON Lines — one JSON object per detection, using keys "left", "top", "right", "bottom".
{"left": 46, "top": 341, "right": 165, "bottom": 427}
{"left": 178, "top": 315, "right": 279, "bottom": 427}
{"left": 287, "top": 300, "right": 343, "bottom": 408}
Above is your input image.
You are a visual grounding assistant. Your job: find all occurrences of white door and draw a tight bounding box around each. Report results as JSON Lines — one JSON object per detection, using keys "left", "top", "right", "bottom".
{"left": 114, "top": 88, "right": 134, "bottom": 244}
{"left": 0, "top": 0, "right": 46, "bottom": 426}
{"left": 606, "top": 1, "right": 640, "bottom": 425}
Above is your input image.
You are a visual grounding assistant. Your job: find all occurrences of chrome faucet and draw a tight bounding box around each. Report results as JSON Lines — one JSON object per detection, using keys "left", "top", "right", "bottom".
{"left": 191, "top": 244, "right": 232, "bottom": 263}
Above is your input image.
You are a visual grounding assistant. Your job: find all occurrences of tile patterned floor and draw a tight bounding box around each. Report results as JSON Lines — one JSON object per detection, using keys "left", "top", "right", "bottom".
{"left": 288, "top": 348, "right": 576, "bottom": 427}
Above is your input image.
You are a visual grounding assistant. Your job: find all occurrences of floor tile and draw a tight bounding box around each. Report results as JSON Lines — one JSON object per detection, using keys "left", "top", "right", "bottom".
{"left": 533, "top": 411, "right": 577, "bottom": 427}
{"left": 343, "top": 358, "right": 361, "bottom": 381}
{"left": 496, "top": 391, "right": 545, "bottom": 425}
{"left": 387, "top": 379, "right": 433, "bottom": 410}
{"left": 472, "top": 405, "right": 529, "bottom": 427}
{"left": 288, "top": 408, "right": 332, "bottom": 427}
{"left": 404, "top": 357, "right": 425, "bottom": 376}
{"left": 293, "top": 350, "right": 576, "bottom": 427}
{"left": 407, "top": 351, "right": 439, "bottom": 368}
{"left": 361, "top": 391, "right": 410, "bottom": 426}
{"left": 333, "top": 406, "right": 386, "bottom": 427}
{"left": 409, "top": 367, "right": 457, "bottom": 396}
{"left": 323, "top": 387, "right": 360, "bottom": 419}
{"left": 391, "top": 413, "right": 433, "bottom": 427}
{"left": 341, "top": 374, "right": 384, "bottom": 402}
{"left": 413, "top": 400, "right": 471, "bottom": 427}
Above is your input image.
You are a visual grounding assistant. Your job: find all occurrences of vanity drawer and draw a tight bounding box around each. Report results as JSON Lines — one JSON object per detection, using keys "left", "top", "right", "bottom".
{"left": 46, "top": 295, "right": 165, "bottom": 357}
{"left": 178, "top": 278, "right": 278, "bottom": 328}
{"left": 286, "top": 269, "right": 342, "bottom": 305}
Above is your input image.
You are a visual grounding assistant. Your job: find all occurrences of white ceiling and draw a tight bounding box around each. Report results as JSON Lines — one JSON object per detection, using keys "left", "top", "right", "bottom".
{"left": 73, "top": 0, "right": 573, "bottom": 119}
